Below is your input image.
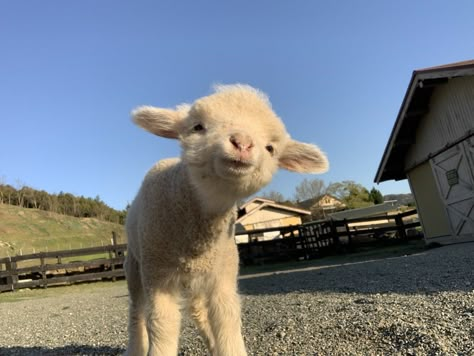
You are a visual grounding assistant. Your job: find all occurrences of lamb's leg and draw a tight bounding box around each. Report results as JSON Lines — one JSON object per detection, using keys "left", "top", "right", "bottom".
{"left": 208, "top": 282, "right": 247, "bottom": 356}
{"left": 124, "top": 255, "right": 148, "bottom": 356}
{"left": 190, "top": 294, "right": 216, "bottom": 353}
{"left": 145, "top": 288, "right": 182, "bottom": 356}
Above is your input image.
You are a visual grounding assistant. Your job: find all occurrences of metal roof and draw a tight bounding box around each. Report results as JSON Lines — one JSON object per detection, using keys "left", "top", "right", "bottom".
{"left": 375, "top": 60, "right": 474, "bottom": 183}
{"left": 328, "top": 201, "right": 400, "bottom": 221}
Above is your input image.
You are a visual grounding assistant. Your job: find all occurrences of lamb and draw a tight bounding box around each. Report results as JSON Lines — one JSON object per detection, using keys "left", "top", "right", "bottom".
{"left": 124, "top": 84, "right": 329, "bottom": 356}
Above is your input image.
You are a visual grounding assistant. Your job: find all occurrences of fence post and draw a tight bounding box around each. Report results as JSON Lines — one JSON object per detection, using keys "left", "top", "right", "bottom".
{"left": 110, "top": 232, "right": 117, "bottom": 282}
{"left": 395, "top": 214, "right": 408, "bottom": 241}
{"left": 39, "top": 253, "right": 48, "bottom": 288}
{"left": 111, "top": 231, "right": 118, "bottom": 247}
{"left": 343, "top": 219, "right": 353, "bottom": 250}
{"left": 5, "top": 257, "right": 18, "bottom": 292}
{"left": 329, "top": 220, "right": 340, "bottom": 252}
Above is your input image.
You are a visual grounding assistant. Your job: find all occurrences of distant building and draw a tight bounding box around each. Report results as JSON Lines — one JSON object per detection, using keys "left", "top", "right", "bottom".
{"left": 328, "top": 200, "right": 400, "bottom": 221}
{"left": 298, "top": 194, "right": 346, "bottom": 220}
{"left": 327, "top": 200, "right": 409, "bottom": 233}
{"left": 235, "top": 198, "right": 310, "bottom": 243}
{"left": 375, "top": 60, "right": 474, "bottom": 244}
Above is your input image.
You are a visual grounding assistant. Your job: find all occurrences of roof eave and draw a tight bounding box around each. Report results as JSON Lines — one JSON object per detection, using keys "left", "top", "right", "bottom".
{"left": 374, "top": 70, "right": 419, "bottom": 183}
{"left": 374, "top": 62, "right": 474, "bottom": 183}
{"left": 236, "top": 202, "right": 310, "bottom": 224}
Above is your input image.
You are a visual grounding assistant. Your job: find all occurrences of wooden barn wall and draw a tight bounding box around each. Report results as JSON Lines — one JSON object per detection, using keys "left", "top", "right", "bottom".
{"left": 407, "top": 162, "right": 451, "bottom": 240}
{"left": 240, "top": 207, "right": 298, "bottom": 225}
{"left": 405, "top": 76, "right": 474, "bottom": 168}
{"left": 243, "top": 216, "right": 302, "bottom": 231}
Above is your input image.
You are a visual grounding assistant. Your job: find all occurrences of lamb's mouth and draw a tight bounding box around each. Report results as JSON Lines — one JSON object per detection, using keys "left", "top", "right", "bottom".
{"left": 221, "top": 158, "right": 254, "bottom": 175}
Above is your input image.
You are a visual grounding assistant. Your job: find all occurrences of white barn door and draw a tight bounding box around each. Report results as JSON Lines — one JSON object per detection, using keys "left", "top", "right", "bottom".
{"left": 431, "top": 137, "right": 474, "bottom": 238}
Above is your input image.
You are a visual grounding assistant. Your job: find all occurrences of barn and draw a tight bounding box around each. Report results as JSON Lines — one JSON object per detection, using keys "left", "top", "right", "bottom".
{"left": 235, "top": 198, "right": 310, "bottom": 243}
{"left": 375, "top": 60, "right": 474, "bottom": 244}
{"left": 298, "top": 194, "right": 346, "bottom": 220}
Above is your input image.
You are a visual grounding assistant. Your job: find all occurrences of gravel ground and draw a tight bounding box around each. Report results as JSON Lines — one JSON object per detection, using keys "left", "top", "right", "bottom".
{"left": 1, "top": 242, "right": 473, "bottom": 355}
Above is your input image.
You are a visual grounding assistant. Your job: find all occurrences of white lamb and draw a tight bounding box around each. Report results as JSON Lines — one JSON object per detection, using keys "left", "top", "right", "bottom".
{"left": 125, "top": 84, "right": 328, "bottom": 356}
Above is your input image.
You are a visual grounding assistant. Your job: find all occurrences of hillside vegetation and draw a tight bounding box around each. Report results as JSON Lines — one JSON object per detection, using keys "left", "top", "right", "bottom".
{"left": 0, "top": 183, "right": 127, "bottom": 224}
{"left": 0, "top": 204, "right": 125, "bottom": 257}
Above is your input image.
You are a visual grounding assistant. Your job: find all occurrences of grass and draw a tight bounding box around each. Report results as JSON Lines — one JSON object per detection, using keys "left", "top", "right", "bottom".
{"left": 0, "top": 280, "right": 127, "bottom": 303}
{"left": 0, "top": 204, "right": 125, "bottom": 258}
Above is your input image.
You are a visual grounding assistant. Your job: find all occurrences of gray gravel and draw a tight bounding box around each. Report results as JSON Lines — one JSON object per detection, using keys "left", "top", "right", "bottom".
{"left": 1, "top": 242, "right": 473, "bottom": 355}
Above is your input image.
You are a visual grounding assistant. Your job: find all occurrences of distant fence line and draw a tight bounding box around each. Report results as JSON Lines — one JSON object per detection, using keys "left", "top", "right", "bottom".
{"left": 0, "top": 233, "right": 126, "bottom": 293}
{"left": 0, "top": 210, "right": 421, "bottom": 292}
{"left": 236, "top": 209, "right": 421, "bottom": 265}
{"left": 1, "top": 239, "right": 122, "bottom": 259}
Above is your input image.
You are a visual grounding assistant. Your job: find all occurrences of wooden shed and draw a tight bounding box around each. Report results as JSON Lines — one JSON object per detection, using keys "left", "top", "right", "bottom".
{"left": 235, "top": 198, "right": 310, "bottom": 243}
{"left": 298, "top": 194, "right": 346, "bottom": 220}
{"left": 375, "top": 60, "right": 474, "bottom": 244}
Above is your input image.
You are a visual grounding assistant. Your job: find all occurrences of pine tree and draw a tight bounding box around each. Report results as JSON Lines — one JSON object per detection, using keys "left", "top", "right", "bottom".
{"left": 369, "top": 187, "right": 384, "bottom": 204}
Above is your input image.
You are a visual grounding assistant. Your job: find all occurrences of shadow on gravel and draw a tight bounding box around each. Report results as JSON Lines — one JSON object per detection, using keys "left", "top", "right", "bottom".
{"left": 0, "top": 345, "right": 124, "bottom": 355}
{"left": 239, "top": 242, "right": 474, "bottom": 296}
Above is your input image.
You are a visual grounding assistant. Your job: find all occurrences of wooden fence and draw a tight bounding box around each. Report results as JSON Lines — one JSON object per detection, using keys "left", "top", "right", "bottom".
{"left": 237, "top": 209, "right": 421, "bottom": 265}
{"left": 0, "top": 236, "right": 126, "bottom": 292}
{"left": 0, "top": 210, "right": 422, "bottom": 292}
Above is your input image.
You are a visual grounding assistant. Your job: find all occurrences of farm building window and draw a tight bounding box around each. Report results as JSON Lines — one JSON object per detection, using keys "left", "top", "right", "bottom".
{"left": 446, "top": 169, "right": 459, "bottom": 186}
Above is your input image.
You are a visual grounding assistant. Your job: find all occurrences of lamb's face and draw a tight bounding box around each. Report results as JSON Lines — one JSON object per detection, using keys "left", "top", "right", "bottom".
{"left": 132, "top": 84, "right": 328, "bottom": 202}
{"left": 179, "top": 87, "right": 288, "bottom": 197}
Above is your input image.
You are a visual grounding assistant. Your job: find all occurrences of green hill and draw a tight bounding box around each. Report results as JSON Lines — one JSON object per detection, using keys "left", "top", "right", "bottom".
{"left": 0, "top": 204, "right": 125, "bottom": 257}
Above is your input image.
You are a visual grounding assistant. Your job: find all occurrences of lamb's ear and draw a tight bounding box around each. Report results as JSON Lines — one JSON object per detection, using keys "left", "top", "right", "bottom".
{"left": 279, "top": 140, "right": 329, "bottom": 173}
{"left": 132, "top": 106, "right": 186, "bottom": 139}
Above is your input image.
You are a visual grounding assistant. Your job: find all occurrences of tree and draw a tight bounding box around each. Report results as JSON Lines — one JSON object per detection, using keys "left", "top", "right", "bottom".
{"left": 22, "top": 186, "right": 38, "bottom": 209}
{"left": 15, "top": 179, "right": 26, "bottom": 208}
{"left": 0, "top": 175, "right": 5, "bottom": 204}
{"left": 260, "top": 190, "right": 285, "bottom": 202}
{"left": 368, "top": 187, "right": 384, "bottom": 204}
{"left": 0, "top": 178, "right": 128, "bottom": 224}
{"left": 294, "top": 178, "right": 327, "bottom": 201}
{"left": 2, "top": 184, "right": 16, "bottom": 205}
{"left": 327, "top": 180, "right": 372, "bottom": 209}
{"left": 36, "top": 190, "right": 50, "bottom": 211}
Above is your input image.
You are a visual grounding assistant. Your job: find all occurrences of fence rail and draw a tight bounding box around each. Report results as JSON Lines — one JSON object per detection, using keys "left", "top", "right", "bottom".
{"left": 237, "top": 209, "right": 421, "bottom": 265}
{"left": 0, "top": 210, "right": 422, "bottom": 292}
{"left": 0, "top": 238, "right": 126, "bottom": 292}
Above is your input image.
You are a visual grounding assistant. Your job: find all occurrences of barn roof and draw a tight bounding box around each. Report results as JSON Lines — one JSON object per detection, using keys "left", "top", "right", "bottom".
{"left": 375, "top": 60, "right": 474, "bottom": 183}
{"left": 237, "top": 197, "right": 310, "bottom": 224}
{"left": 298, "top": 194, "right": 343, "bottom": 210}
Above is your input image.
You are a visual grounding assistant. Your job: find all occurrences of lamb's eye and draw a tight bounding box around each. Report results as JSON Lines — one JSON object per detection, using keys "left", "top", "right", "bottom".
{"left": 193, "top": 124, "right": 205, "bottom": 132}
{"left": 265, "top": 144, "right": 274, "bottom": 154}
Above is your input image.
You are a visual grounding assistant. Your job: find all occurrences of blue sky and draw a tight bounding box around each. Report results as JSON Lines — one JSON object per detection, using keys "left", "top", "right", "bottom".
{"left": 1, "top": 1, "right": 474, "bottom": 210}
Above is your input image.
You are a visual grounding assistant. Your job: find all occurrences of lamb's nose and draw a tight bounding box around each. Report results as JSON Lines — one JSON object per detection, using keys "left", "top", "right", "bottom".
{"left": 230, "top": 133, "right": 254, "bottom": 152}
